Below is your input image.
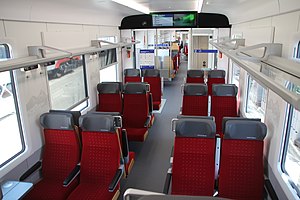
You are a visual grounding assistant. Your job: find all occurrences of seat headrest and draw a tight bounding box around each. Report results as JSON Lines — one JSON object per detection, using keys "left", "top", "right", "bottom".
{"left": 49, "top": 110, "right": 81, "bottom": 126}
{"left": 40, "top": 112, "right": 74, "bottom": 130}
{"left": 124, "top": 69, "right": 141, "bottom": 77}
{"left": 97, "top": 82, "right": 121, "bottom": 94}
{"left": 187, "top": 69, "right": 204, "bottom": 78}
{"left": 79, "top": 114, "right": 116, "bottom": 132}
{"left": 222, "top": 117, "right": 261, "bottom": 133}
{"left": 212, "top": 84, "right": 238, "bottom": 96}
{"left": 184, "top": 83, "right": 208, "bottom": 96}
{"left": 142, "top": 69, "right": 160, "bottom": 77}
{"left": 208, "top": 70, "right": 225, "bottom": 78}
{"left": 87, "top": 111, "right": 122, "bottom": 127}
{"left": 124, "top": 82, "right": 148, "bottom": 94}
{"left": 224, "top": 120, "right": 267, "bottom": 140}
{"left": 175, "top": 119, "right": 216, "bottom": 138}
{"left": 102, "top": 82, "right": 123, "bottom": 91}
{"left": 177, "top": 115, "right": 215, "bottom": 121}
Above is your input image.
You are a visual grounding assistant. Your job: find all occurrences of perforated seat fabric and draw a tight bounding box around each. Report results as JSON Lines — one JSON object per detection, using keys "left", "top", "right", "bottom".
{"left": 124, "top": 69, "right": 141, "bottom": 83}
{"left": 143, "top": 69, "right": 161, "bottom": 110}
{"left": 171, "top": 119, "right": 216, "bottom": 196}
{"left": 186, "top": 70, "right": 204, "bottom": 84}
{"left": 97, "top": 83, "right": 123, "bottom": 113}
{"left": 125, "top": 76, "right": 142, "bottom": 83}
{"left": 207, "top": 70, "right": 226, "bottom": 95}
{"left": 24, "top": 128, "right": 81, "bottom": 200}
{"left": 218, "top": 120, "right": 267, "bottom": 200}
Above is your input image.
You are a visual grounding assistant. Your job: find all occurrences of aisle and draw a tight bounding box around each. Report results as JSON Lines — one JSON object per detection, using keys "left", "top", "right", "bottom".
{"left": 119, "top": 62, "right": 188, "bottom": 198}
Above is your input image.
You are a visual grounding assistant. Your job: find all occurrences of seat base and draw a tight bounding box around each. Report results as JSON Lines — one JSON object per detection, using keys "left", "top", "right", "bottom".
{"left": 125, "top": 152, "right": 135, "bottom": 175}
{"left": 153, "top": 101, "right": 161, "bottom": 110}
{"left": 125, "top": 128, "right": 148, "bottom": 142}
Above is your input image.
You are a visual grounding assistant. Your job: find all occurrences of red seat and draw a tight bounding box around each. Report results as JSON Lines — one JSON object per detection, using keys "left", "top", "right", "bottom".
{"left": 67, "top": 114, "right": 124, "bottom": 200}
{"left": 186, "top": 69, "right": 204, "bottom": 83}
{"left": 211, "top": 84, "right": 238, "bottom": 134}
{"left": 97, "top": 82, "right": 123, "bottom": 113}
{"left": 219, "top": 119, "right": 267, "bottom": 200}
{"left": 207, "top": 70, "right": 225, "bottom": 95}
{"left": 123, "top": 83, "right": 151, "bottom": 142}
{"left": 23, "top": 112, "right": 81, "bottom": 200}
{"left": 181, "top": 83, "right": 208, "bottom": 116}
{"left": 124, "top": 69, "right": 142, "bottom": 83}
{"left": 170, "top": 118, "right": 216, "bottom": 196}
{"left": 143, "top": 69, "right": 162, "bottom": 110}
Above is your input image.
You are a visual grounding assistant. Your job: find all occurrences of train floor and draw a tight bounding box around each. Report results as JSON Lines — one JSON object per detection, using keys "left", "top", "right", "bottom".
{"left": 119, "top": 61, "right": 188, "bottom": 199}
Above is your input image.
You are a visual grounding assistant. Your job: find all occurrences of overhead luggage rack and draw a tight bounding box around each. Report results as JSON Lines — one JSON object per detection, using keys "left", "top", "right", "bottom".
{"left": 210, "top": 38, "right": 300, "bottom": 111}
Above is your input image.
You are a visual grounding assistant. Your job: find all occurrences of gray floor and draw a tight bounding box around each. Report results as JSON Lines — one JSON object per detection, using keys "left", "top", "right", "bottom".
{"left": 119, "top": 61, "right": 187, "bottom": 198}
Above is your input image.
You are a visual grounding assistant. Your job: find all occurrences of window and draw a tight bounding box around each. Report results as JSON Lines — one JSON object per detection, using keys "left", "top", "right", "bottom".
{"left": 0, "top": 50, "right": 25, "bottom": 167}
{"left": 231, "top": 62, "right": 240, "bottom": 88}
{"left": 47, "top": 55, "right": 88, "bottom": 110}
{"left": 100, "top": 65, "right": 117, "bottom": 82}
{"left": 245, "top": 75, "right": 268, "bottom": 121}
{"left": 282, "top": 106, "right": 300, "bottom": 196}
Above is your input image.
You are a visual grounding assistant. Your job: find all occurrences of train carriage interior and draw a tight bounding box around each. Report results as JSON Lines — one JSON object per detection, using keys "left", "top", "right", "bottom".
{"left": 0, "top": 0, "right": 300, "bottom": 199}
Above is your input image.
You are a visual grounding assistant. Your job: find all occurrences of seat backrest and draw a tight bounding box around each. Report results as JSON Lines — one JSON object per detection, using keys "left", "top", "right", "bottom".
{"left": 211, "top": 84, "right": 238, "bottom": 133}
{"left": 124, "top": 69, "right": 142, "bottom": 83}
{"left": 172, "top": 118, "right": 216, "bottom": 196}
{"left": 97, "top": 82, "right": 123, "bottom": 113}
{"left": 182, "top": 84, "right": 208, "bottom": 116}
{"left": 79, "top": 114, "right": 121, "bottom": 185}
{"left": 207, "top": 70, "right": 225, "bottom": 95}
{"left": 186, "top": 70, "right": 204, "bottom": 83}
{"left": 40, "top": 112, "right": 81, "bottom": 181}
{"left": 142, "top": 69, "right": 161, "bottom": 109}
{"left": 219, "top": 120, "right": 267, "bottom": 200}
{"left": 123, "top": 83, "right": 149, "bottom": 128}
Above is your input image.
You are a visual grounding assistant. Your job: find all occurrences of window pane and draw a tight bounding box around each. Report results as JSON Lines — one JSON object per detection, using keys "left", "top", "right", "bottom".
{"left": 100, "top": 65, "right": 117, "bottom": 82}
{"left": 245, "top": 75, "right": 267, "bottom": 121}
{"left": 47, "top": 56, "right": 87, "bottom": 110}
{"left": 0, "top": 44, "right": 10, "bottom": 61}
{"left": 231, "top": 62, "right": 240, "bottom": 88}
{"left": 283, "top": 107, "right": 300, "bottom": 192}
{"left": 0, "top": 71, "right": 24, "bottom": 167}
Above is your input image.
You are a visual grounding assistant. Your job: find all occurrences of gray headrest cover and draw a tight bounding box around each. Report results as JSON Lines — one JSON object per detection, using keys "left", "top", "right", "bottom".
{"left": 79, "top": 114, "right": 115, "bottom": 132}
{"left": 177, "top": 115, "right": 215, "bottom": 121}
{"left": 124, "top": 69, "right": 140, "bottom": 77}
{"left": 208, "top": 70, "right": 225, "bottom": 78}
{"left": 124, "top": 83, "right": 147, "bottom": 94}
{"left": 187, "top": 70, "right": 204, "bottom": 78}
{"left": 97, "top": 83, "right": 121, "bottom": 94}
{"left": 40, "top": 112, "right": 74, "bottom": 130}
{"left": 224, "top": 120, "right": 267, "bottom": 140}
{"left": 184, "top": 84, "right": 208, "bottom": 96}
{"left": 143, "top": 69, "right": 160, "bottom": 77}
{"left": 212, "top": 84, "right": 238, "bottom": 96}
{"left": 102, "top": 82, "right": 123, "bottom": 91}
{"left": 222, "top": 117, "right": 261, "bottom": 133}
{"left": 175, "top": 119, "right": 216, "bottom": 138}
{"left": 49, "top": 110, "right": 81, "bottom": 127}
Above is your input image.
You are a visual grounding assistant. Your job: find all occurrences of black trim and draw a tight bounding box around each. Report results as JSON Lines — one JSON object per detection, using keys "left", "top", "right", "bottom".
{"left": 119, "top": 12, "right": 231, "bottom": 29}
{"left": 264, "top": 179, "right": 279, "bottom": 200}
{"left": 19, "top": 161, "right": 42, "bottom": 181}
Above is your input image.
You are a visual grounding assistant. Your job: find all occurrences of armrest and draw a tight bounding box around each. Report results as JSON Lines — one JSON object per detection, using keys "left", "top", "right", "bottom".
{"left": 121, "top": 129, "right": 129, "bottom": 163}
{"left": 109, "top": 165, "right": 124, "bottom": 192}
{"left": 163, "top": 168, "right": 172, "bottom": 194}
{"left": 63, "top": 164, "right": 80, "bottom": 187}
{"left": 144, "top": 115, "right": 151, "bottom": 127}
{"left": 19, "top": 161, "right": 42, "bottom": 181}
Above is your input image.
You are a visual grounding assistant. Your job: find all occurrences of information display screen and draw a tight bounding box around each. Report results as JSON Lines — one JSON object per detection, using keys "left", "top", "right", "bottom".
{"left": 152, "top": 14, "right": 173, "bottom": 27}
{"left": 173, "top": 13, "right": 196, "bottom": 27}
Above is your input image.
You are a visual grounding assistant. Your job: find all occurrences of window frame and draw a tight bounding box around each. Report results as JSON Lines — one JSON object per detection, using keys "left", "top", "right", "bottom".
{"left": 296, "top": 41, "right": 300, "bottom": 59}
{"left": 0, "top": 44, "right": 11, "bottom": 60}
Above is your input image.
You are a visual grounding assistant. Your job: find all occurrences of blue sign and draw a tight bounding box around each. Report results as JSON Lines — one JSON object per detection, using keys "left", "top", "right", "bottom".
{"left": 194, "top": 49, "right": 218, "bottom": 53}
{"left": 148, "top": 44, "right": 170, "bottom": 47}
{"left": 140, "top": 49, "right": 155, "bottom": 53}
{"left": 140, "top": 65, "right": 155, "bottom": 70}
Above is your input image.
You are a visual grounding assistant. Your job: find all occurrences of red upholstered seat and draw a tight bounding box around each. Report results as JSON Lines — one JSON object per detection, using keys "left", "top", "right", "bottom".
{"left": 211, "top": 84, "right": 238, "bottom": 134}
{"left": 186, "top": 69, "right": 204, "bottom": 84}
{"left": 171, "top": 118, "right": 216, "bottom": 196}
{"left": 143, "top": 69, "right": 161, "bottom": 110}
{"left": 219, "top": 119, "right": 267, "bottom": 200}
{"left": 181, "top": 83, "right": 208, "bottom": 116}
{"left": 23, "top": 112, "right": 81, "bottom": 200}
{"left": 97, "top": 82, "right": 123, "bottom": 113}
{"left": 123, "top": 83, "right": 150, "bottom": 142}
{"left": 67, "top": 114, "right": 123, "bottom": 200}
{"left": 207, "top": 69, "right": 225, "bottom": 95}
{"left": 124, "top": 69, "right": 141, "bottom": 83}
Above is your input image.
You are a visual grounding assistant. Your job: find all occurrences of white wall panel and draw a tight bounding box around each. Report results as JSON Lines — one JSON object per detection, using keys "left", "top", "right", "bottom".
{"left": 272, "top": 11, "right": 300, "bottom": 58}
{"left": 83, "top": 25, "right": 100, "bottom": 42}
{"left": 0, "top": 20, "right": 5, "bottom": 38}
{"left": 4, "top": 21, "right": 46, "bottom": 57}
{"left": 46, "top": 23, "right": 83, "bottom": 32}
{"left": 279, "top": 0, "right": 300, "bottom": 13}
{"left": 99, "top": 26, "right": 120, "bottom": 39}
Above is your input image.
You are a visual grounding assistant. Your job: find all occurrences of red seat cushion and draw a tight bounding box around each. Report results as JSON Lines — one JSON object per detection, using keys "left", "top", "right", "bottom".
{"left": 144, "top": 77, "right": 161, "bottom": 110}
{"left": 97, "top": 93, "right": 122, "bottom": 113}
{"left": 186, "top": 77, "right": 204, "bottom": 84}
{"left": 125, "top": 77, "right": 141, "bottom": 83}
{"left": 182, "top": 95, "right": 208, "bottom": 116}
{"left": 207, "top": 78, "right": 225, "bottom": 95}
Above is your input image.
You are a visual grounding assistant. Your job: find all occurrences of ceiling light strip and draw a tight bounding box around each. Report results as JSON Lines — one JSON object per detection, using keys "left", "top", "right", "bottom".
{"left": 111, "top": 0, "right": 150, "bottom": 14}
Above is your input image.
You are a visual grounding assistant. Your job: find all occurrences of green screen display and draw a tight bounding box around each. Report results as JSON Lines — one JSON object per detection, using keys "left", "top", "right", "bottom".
{"left": 173, "top": 13, "right": 196, "bottom": 27}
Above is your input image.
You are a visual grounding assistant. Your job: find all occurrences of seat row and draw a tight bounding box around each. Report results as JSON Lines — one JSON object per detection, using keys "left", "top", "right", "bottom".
{"left": 97, "top": 82, "right": 153, "bottom": 141}
{"left": 182, "top": 83, "right": 238, "bottom": 134}
{"left": 124, "top": 68, "right": 162, "bottom": 110}
{"left": 186, "top": 69, "right": 226, "bottom": 95}
{"left": 164, "top": 116, "right": 267, "bottom": 200}
{"left": 21, "top": 111, "right": 135, "bottom": 200}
